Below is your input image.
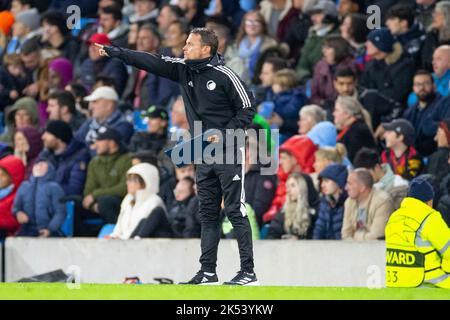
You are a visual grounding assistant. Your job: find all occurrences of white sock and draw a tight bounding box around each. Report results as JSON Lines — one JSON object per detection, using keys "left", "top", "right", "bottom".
{"left": 204, "top": 272, "right": 215, "bottom": 276}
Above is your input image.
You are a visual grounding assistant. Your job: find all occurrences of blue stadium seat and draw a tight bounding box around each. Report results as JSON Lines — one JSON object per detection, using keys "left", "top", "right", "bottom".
{"left": 259, "top": 224, "right": 270, "bottom": 239}
{"left": 98, "top": 224, "right": 116, "bottom": 238}
{"left": 60, "top": 201, "right": 75, "bottom": 237}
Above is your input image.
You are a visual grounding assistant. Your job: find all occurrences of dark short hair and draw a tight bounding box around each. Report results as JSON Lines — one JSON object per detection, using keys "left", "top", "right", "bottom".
{"left": 94, "top": 75, "right": 116, "bottom": 88}
{"left": 334, "top": 66, "right": 356, "bottom": 80}
{"left": 190, "top": 27, "right": 219, "bottom": 56}
{"left": 353, "top": 168, "right": 374, "bottom": 188}
{"left": 385, "top": 4, "right": 415, "bottom": 28}
{"left": 353, "top": 148, "right": 380, "bottom": 170}
{"left": 323, "top": 35, "right": 353, "bottom": 64}
{"left": 41, "top": 10, "right": 69, "bottom": 36}
{"left": 414, "top": 69, "right": 434, "bottom": 82}
{"left": 170, "top": 20, "right": 191, "bottom": 36}
{"left": 139, "top": 22, "right": 162, "bottom": 42}
{"left": 161, "top": 4, "right": 184, "bottom": 19}
{"left": 20, "top": 37, "right": 41, "bottom": 55}
{"left": 100, "top": 5, "right": 123, "bottom": 21}
{"left": 48, "top": 90, "right": 76, "bottom": 115}
{"left": 264, "top": 57, "right": 289, "bottom": 72}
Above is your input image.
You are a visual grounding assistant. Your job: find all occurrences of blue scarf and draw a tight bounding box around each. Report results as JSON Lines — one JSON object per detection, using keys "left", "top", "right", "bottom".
{"left": 238, "top": 36, "right": 262, "bottom": 79}
{"left": 0, "top": 185, "right": 14, "bottom": 200}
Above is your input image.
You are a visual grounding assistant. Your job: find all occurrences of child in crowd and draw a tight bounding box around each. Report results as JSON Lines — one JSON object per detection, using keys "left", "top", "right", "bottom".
{"left": 13, "top": 160, "right": 66, "bottom": 237}
{"left": 381, "top": 119, "right": 422, "bottom": 180}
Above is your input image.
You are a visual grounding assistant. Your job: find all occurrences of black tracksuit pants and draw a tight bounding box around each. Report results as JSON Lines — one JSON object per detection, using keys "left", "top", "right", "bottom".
{"left": 195, "top": 159, "right": 254, "bottom": 274}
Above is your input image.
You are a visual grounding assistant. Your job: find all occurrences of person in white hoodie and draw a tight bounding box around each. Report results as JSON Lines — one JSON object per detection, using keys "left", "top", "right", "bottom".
{"left": 108, "top": 163, "right": 172, "bottom": 239}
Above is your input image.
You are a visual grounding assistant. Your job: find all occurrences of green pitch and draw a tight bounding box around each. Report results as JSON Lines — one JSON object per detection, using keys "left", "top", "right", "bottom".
{"left": 0, "top": 283, "right": 448, "bottom": 300}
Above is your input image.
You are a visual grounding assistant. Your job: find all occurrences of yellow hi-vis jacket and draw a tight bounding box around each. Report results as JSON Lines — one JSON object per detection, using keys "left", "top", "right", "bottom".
{"left": 385, "top": 197, "right": 450, "bottom": 288}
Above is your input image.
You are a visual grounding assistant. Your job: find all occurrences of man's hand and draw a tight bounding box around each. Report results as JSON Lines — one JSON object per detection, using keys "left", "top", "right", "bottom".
{"left": 16, "top": 211, "right": 29, "bottom": 224}
{"left": 95, "top": 43, "right": 109, "bottom": 57}
{"left": 82, "top": 194, "right": 95, "bottom": 210}
{"left": 39, "top": 229, "right": 50, "bottom": 238}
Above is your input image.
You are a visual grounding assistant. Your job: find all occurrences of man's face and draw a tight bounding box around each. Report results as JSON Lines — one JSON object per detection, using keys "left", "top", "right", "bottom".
{"left": 183, "top": 33, "right": 209, "bottom": 61}
{"left": 134, "top": 0, "right": 154, "bottom": 16}
{"left": 157, "top": 6, "right": 176, "bottom": 31}
{"left": 166, "top": 23, "right": 187, "bottom": 49}
{"left": 21, "top": 51, "right": 40, "bottom": 70}
{"left": 94, "top": 139, "right": 110, "bottom": 155}
{"left": 147, "top": 117, "right": 167, "bottom": 134}
{"left": 89, "top": 99, "right": 113, "bottom": 121}
{"left": 433, "top": 48, "right": 450, "bottom": 78}
{"left": 46, "top": 98, "right": 62, "bottom": 120}
{"left": 334, "top": 76, "right": 355, "bottom": 96}
{"left": 174, "top": 180, "right": 192, "bottom": 202}
{"left": 259, "top": 63, "right": 276, "bottom": 87}
{"left": 137, "top": 29, "right": 158, "bottom": 52}
{"left": 100, "top": 13, "right": 119, "bottom": 34}
{"left": 345, "top": 172, "right": 362, "bottom": 199}
{"left": 89, "top": 43, "right": 102, "bottom": 61}
{"left": 42, "top": 131, "right": 59, "bottom": 150}
{"left": 175, "top": 164, "right": 195, "bottom": 181}
{"left": 386, "top": 17, "right": 404, "bottom": 35}
{"left": 413, "top": 74, "right": 435, "bottom": 101}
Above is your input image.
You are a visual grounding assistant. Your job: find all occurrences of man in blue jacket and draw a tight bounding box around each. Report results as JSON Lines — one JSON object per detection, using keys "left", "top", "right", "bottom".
{"left": 75, "top": 86, "right": 134, "bottom": 151}
{"left": 40, "top": 120, "right": 91, "bottom": 197}
{"left": 97, "top": 27, "right": 258, "bottom": 286}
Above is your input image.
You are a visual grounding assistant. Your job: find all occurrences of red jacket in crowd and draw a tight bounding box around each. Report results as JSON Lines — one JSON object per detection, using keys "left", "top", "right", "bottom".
{"left": 262, "top": 135, "right": 317, "bottom": 223}
{"left": 0, "top": 155, "right": 25, "bottom": 236}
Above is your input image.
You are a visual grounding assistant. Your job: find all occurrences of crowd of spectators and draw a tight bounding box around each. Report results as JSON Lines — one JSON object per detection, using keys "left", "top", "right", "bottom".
{"left": 0, "top": 0, "right": 449, "bottom": 241}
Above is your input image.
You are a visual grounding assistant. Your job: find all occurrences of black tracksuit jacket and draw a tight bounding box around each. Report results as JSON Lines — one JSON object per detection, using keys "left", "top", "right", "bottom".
{"left": 104, "top": 46, "right": 256, "bottom": 134}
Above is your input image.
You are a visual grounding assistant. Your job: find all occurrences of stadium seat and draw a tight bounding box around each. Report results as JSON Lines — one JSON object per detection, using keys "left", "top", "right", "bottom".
{"left": 259, "top": 224, "right": 270, "bottom": 239}
{"left": 60, "top": 201, "right": 75, "bottom": 237}
{"left": 98, "top": 224, "right": 116, "bottom": 238}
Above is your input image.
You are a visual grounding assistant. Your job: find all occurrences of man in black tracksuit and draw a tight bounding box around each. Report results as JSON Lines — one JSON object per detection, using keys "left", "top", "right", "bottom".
{"left": 97, "top": 28, "right": 258, "bottom": 285}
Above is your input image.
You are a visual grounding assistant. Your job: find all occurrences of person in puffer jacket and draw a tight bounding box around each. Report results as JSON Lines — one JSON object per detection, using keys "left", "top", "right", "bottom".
{"left": 313, "top": 163, "right": 348, "bottom": 239}
{"left": 13, "top": 160, "right": 66, "bottom": 237}
{"left": 262, "top": 121, "right": 337, "bottom": 223}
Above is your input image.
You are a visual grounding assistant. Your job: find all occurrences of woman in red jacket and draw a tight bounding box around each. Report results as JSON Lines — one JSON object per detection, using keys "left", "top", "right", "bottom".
{"left": 0, "top": 155, "right": 25, "bottom": 238}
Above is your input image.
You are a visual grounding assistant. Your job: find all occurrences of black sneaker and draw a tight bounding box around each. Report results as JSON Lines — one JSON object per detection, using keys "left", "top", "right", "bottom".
{"left": 223, "top": 271, "right": 260, "bottom": 286}
{"left": 179, "top": 271, "right": 219, "bottom": 285}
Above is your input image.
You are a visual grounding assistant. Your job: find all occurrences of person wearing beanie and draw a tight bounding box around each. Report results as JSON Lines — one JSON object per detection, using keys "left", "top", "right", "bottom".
{"left": 6, "top": 8, "right": 41, "bottom": 54}
{"left": 360, "top": 27, "right": 416, "bottom": 112}
{"left": 313, "top": 164, "right": 348, "bottom": 240}
{"left": 425, "top": 119, "right": 450, "bottom": 181}
{"left": 381, "top": 119, "right": 423, "bottom": 181}
{"left": 39, "top": 120, "right": 91, "bottom": 197}
{"left": 82, "top": 127, "right": 132, "bottom": 233}
{"left": 385, "top": 175, "right": 450, "bottom": 288}
{"left": 353, "top": 147, "right": 408, "bottom": 210}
